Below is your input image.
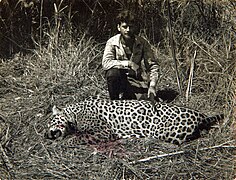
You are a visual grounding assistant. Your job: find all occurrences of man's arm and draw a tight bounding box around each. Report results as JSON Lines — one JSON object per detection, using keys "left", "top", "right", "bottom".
{"left": 102, "top": 40, "right": 129, "bottom": 70}
{"left": 143, "top": 39, "right": 159, "bottom": 97}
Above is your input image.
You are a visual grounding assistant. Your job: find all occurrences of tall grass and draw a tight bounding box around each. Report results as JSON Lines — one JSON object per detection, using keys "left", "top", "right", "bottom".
{"left": 25, "top": 3, "right": 105, "bottom": 100}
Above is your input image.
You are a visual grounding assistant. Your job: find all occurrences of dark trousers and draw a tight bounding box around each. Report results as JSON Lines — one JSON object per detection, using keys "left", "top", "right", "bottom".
{"left": 106, "top": 68, "right": 147, "bottom": 100}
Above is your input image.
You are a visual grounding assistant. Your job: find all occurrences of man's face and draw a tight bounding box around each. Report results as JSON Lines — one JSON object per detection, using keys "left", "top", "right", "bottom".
{"left": 117, "top": 22, "right": 136, "bottom": 40}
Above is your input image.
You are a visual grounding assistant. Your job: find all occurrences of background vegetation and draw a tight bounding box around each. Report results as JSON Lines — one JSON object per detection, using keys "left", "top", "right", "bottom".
{"left": 0, "top": 0, "right": 235, "bottom": 179}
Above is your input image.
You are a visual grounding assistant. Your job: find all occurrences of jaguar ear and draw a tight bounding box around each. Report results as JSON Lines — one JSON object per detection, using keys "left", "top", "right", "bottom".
{"left": 52, "top": 105, "right": 63, "bottom": 115}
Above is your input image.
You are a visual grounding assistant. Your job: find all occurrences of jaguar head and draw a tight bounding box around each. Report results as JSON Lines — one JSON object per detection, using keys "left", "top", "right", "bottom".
{"left": 45, "top": 106, "right": 77, "bottom": 140}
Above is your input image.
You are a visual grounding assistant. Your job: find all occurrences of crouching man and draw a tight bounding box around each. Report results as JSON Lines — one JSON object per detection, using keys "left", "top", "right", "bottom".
{"left": 102, "top": 10, "right": 159, "bottom": 100}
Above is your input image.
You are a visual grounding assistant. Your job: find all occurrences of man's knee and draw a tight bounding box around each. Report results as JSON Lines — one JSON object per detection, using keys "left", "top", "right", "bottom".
{"left": 106, "top": 68, "right": 122, "bottom": 79}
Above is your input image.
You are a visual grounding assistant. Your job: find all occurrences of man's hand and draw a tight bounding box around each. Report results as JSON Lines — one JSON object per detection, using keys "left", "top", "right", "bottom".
{"left": 148, "top": 86, "right": 156, "bottom": 98}
{"left": 128, "top": 61, "right": 139, "bottom": 72}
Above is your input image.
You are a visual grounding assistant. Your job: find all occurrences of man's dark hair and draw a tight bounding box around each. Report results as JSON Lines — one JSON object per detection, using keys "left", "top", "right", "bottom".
{"left": 116, "top": 10, "right": 137, "bottom": 25}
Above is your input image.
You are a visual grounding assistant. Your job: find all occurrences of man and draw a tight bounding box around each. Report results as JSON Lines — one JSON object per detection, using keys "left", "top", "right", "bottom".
{"left": 102, "top": 10, "right": 159, "bottom": 100}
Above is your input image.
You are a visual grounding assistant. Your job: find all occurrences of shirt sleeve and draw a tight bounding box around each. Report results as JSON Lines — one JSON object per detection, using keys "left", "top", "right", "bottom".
{"left": 102, "top": 40, "right": 129, "bottom": 70}
{"left": 143, "top": 39, "right": 159, "bottom": 87}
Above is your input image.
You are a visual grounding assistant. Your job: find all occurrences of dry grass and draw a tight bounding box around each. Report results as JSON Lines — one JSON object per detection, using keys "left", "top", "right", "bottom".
{"left": 0, "top": 33, "right": 235, "bottom": 179}
{"left": 0, "top": 1, "right": 235, "bottom": 179}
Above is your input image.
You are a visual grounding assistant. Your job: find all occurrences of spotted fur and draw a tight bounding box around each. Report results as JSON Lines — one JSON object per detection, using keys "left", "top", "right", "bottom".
{"left": 45, "top": 97, "right": 223, "bottom": 145}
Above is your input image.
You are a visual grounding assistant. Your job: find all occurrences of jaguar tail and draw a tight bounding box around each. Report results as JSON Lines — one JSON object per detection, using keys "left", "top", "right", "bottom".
{"left": 199, "top": 114, "right": 224, "bottom": 130}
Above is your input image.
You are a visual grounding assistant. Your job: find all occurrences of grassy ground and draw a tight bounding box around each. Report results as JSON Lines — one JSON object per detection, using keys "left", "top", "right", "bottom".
{"left": 0, "top": 27, "right": 235, "bottom": 179}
